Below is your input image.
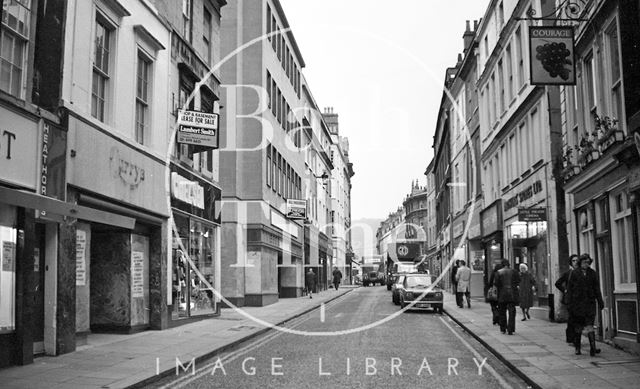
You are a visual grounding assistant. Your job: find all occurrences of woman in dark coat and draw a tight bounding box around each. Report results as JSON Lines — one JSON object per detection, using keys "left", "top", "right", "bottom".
{"left": 566, "top": 254, "right": 604, "bottom": 356}
{"left": 518, "top": 263, "right": 536, "bottom": 321}
{"left": 555, "top": 254, "right": 579, "bottom": 343}
{"left": 488, "top": 262, "right": 504, "bottom": 325}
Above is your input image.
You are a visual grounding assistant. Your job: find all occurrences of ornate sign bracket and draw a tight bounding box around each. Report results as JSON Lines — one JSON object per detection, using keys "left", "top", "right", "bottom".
{"left": 515, "top": 0, "right": 590, "bottom": 22}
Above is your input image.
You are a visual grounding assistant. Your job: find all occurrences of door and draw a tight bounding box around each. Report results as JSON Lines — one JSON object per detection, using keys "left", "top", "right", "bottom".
{"left": 33, "top": 224, "right": 45, "bottom": 355}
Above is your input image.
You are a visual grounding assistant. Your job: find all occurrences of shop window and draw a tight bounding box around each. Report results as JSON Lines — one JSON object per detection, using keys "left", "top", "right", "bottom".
{"left": 610, "top": 190, "right": 636, "bottom": 290}
{"left": 605, "top": 19, "right": 623, "bottom": 128}
{"left": 578, "top": 206, "right": 595, "bottom": 258}
{"left": 0, "top": 205, "right": 17, "bottom": 333}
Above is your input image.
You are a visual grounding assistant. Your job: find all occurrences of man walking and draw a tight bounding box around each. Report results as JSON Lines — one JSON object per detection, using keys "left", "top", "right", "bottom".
{"left": 455, "top": 260, "right": 472, "bottom": 308}
{"left": 332, "top": 266, "right": 343, "bottom": 290}
{"left": 451, "top": 260, "right": 460, "bottom": 307}
{"left": 495, "top": 259, "right": 520, "bottom": 335}
{"left": 305, "top": 268, "right": 317, "bottom": 299}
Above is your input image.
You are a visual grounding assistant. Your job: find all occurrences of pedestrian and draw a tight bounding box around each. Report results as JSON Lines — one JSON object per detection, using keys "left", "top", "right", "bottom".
{"left": 455, "top": 260, "right": 472, "bottom": 308}
{"left": 566, "top": 254, "right": 604, "bottom": 356}
{"left": 555, "top": 254, "right": 579, "bottom": 344}
{"left": 494, "top": 259, "right": 520, "bottom": 335}
{"left": 305, "top": 268, "right": 317, "bottom": 299}
{"left": 332, "top": 266, "right": 343, "bottom": 290}
{"left": 488, "top": 261, "right": 504, "bottom": 325}
{"left": 518, "top": 263, "right": 536, "bottom": 321}
{"left": 451, "top": 260, "right": 460, "bottom": 307}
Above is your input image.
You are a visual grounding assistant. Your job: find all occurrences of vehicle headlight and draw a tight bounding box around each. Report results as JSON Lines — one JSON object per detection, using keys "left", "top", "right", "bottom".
{"left": 435, "top": 292, "right": 442, "bottom": 298}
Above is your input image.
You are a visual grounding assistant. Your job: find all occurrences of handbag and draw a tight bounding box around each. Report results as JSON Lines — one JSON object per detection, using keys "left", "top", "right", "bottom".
{"left": 487, "top": 285, "right": 498, "bottom": 302}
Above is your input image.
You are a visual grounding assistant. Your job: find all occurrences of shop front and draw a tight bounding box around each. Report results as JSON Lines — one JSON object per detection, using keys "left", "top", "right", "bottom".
{"left": 502, "top": 171, "right": 550, "bottom": 307}
{"left": 565, "top": 139, "right": 640, "bottom": 350}
{"left": 170, "top": 165, "right": 221, "bottom": 321}
{"left": 67, "top": 114, "right": 168, "bottom": 338}
{"left": 467, "top": 201, "right": 484, "bottom": 298}
{"left": 481, "top": 199, "right": 503, "bottom": 297}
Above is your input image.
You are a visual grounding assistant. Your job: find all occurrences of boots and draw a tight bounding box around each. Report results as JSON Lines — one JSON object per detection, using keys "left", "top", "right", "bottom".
{"left": 574, "top": 333, "right": 581, "bottom": 355}
{"left": 588, "top": 332, "right": 601, "bottom": 356}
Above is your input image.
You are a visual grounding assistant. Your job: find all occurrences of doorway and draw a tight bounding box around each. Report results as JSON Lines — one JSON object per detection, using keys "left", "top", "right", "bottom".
{"left": 33, "top": 224, "right": 45, "bottom": 355}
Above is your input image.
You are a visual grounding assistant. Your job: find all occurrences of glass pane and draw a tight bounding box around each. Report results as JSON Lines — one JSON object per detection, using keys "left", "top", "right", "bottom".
{"left": 10, "top": 64, "right": 20, "bottom": 96}
{"left": 1, "top": 32, "right": 12, "bottom": 61}
{"left": 0, "top": 60, "right": 11, "bottom": 93}
{"left": 608, "top": 22, "right": 620, "bottom": 81}
{"left": 190, "top": 220, "right": 215, "bottom": 316}
{"left": 0, "top": 223, "right": 18, "bottom": 332}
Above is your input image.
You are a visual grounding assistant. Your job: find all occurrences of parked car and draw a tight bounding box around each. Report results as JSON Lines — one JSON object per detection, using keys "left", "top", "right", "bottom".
{"left": 398, "top": 274, "right": 443, "bottom": 313}
{"left": 391, "top": 274, "right": 406, "bottom": 305}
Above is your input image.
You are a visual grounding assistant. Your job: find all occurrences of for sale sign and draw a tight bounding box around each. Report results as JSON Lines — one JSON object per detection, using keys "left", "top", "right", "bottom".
{"left": 177, "top": 110, "right": 219, "bottom": 149}
{"left": 529, "top": 26, "right": 576, "bottom": 85}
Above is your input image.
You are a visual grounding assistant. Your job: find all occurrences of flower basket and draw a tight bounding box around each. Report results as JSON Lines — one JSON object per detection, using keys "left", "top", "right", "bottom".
{"left": 578, "top": 148, "right": 600, "bottom": 167}
{"left": 562, "top": 164, "right": 581, "bottom": 181}
{"left": 597, "top": 129, "right": 625, "bottom": 152}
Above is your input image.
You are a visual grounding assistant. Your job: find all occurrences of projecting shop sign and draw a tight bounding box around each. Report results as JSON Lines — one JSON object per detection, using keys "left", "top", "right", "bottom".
{"left": 529, "top": 26, "right": 576, "bottom": 85}
{"left": 177, "top": 110, "right": 219, "bottom": 149}
{"left": 286, "top": 199, "right": 307, "bottom": 220}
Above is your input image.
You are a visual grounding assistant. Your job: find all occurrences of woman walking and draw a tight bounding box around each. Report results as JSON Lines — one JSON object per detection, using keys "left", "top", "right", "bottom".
{"left": 555, "top": 254, "right": 579, "bottom": 344}
{"left": 488, "top": 262, "right": 504, "bottom": 325}
{"left": 518, "top": 263, "right": 536, "bottom": 321}
{"left": 566, "top": 254, "right": 604, "bottom": 356}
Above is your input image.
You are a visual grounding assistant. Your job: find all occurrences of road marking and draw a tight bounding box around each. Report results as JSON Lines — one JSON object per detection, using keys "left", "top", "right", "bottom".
{"left": 321, "top": 303, "right": 326, "bottom": 322}
{"left": 439, "top": 316, "right": 514, "bottom": 389}
{"left": 164, "top": 297, "right": 345, "bottom": 388}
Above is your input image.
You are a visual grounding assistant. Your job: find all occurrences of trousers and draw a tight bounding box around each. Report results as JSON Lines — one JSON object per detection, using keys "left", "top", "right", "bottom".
{"left": 498, "top": 302, "right": 516, "bottom": 333}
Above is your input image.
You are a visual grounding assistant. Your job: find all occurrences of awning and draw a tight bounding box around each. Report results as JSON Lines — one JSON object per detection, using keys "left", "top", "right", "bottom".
{"left": 0, "top": 186, "right": 135, "bottom": 229}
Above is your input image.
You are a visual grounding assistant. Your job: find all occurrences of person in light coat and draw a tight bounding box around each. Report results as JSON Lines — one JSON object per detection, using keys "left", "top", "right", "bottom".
{"left": 455, "top": 260, "right": 472, "bottom": 308}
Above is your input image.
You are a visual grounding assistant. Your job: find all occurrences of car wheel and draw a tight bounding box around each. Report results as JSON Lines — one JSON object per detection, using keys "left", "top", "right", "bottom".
{"left": 436, "top": 304, "right": 443, "bottom": 314}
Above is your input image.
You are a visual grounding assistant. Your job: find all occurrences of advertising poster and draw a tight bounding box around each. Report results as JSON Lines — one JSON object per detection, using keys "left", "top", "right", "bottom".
{"left": 132, "top": 251, "right": 144, "bottom": 298}
{"left": 529, "top": 26, "right": 576, "bottom": 85}
{"left": 76, "top": 230, "right": 86, "bottom": 285}
{"left": 2, "top": 241, "right": 15, "bottom": 272}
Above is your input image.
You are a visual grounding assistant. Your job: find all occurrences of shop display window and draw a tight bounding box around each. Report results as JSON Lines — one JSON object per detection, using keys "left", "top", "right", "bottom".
{"left": 0, "top": 205, "right": 17, "bottom": 333}
{"left": 172, "top": 213, "right": 217, "bottom": 318}
{"left": 505, "top": 220, "right": 548, "bottom": 303}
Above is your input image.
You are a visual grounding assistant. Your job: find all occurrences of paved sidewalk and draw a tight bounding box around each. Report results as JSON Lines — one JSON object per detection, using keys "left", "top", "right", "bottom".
{"left": 443, "top": 292, "right": 640, "bottom": 389}
{"left": 0, "top": 287, "right": 353, "bottom": 389}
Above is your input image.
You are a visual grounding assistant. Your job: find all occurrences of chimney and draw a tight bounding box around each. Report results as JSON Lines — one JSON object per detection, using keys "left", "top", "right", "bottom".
{"left": 463, "top": 20, "right": 474, "bottom": 52}
{"left": 474, "top": 20, "right": 479, "bottom": 31}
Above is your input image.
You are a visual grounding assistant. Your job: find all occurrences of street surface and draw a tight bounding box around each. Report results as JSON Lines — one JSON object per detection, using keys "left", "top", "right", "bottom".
{"left": 153, "top": 287, "right": 529, "bottom": 389}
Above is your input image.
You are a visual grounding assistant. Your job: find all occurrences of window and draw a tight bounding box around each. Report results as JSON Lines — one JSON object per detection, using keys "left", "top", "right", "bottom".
{"left": 203, "top": 7, "right": 212, "bottom": 65}
{"left": 498, "top": 60, "right": 504, "bottom": 113}
{"left": 530, "top": 108, "right": 540, "bottom": 163}
{"left": 92, "top": 18, "right": 112, "bottom": 122}
{"left": 271, "top": 147, "right": 276, "bottom": 192}
{"left": 605, "top": 20, "right": 623, "bottom": 125}
{"left": 498, "top": 2, "right": 505, "bottom": 29}
{"left": 271, "top": 17, "right": 277, "bottom": 50}
{"left": 0, "top": 0, "right": 30, "bottom": 97}
{"left": 584, "top": 53, "right": 597, "bottom": 130}
{"left": 505, "top": 44, "right": 513, "bottom": 103}
{"left": 610, "top": 190, "right": 636, "bottom": 289}
{"left": 266, "top": 5, "right": 272, "bottom": 41}
{"left": 277, "top": 153, "right": 282, "bottom": 196}
{"left": 515, "top": 27, "right": 524, "bottom": 88}
{"left": 182, "top": 0, "right": 192, "bottom": 42}
{"left": 266, "top": 145, "right": 272, "bottom": 187}
{"left": 266, "top": 71, "right": 272, "bottom": 110}
{"left": 135, "top": 53, "right": 150, "bottom": 144}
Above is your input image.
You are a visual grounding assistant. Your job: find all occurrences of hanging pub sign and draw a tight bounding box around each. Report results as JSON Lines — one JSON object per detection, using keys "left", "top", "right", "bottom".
{"left": 177, "top": 109, "right": 219, "bottom": 150}
{"left": 286, "top": 199, "right": 307, "bottom": 220}
{"left": 529, "top": 26, "right": 576, "bottom": 85}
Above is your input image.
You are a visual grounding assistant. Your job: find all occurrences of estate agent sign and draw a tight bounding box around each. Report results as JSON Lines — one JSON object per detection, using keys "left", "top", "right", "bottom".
{"left": 177, "top": 109, "right": 219, "bottom": 150}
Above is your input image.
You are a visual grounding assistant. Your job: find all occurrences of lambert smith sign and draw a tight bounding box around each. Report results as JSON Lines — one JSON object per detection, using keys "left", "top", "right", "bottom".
{"left": 177, "top": 110, "right": 219, "bottom": 149}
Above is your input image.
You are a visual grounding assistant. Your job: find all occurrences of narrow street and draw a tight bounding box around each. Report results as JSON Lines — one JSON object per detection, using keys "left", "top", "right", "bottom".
{"left": 156, "top": 287, "right": 528, "bottom": 389}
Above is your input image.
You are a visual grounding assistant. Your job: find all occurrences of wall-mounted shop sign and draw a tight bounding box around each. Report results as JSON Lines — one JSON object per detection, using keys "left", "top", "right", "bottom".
{"left": 518, "top": 208, "right": 547, "bottom": 222}
{"left": 481, "top": 200, "right": 502, "bottom": 237}
{"left": 109, "top": 147, "right": 145, "bottom": 189}
{"left": 177, "top": 110, "right": 219, "bottom": 149}
{"left": 0, "top": 106, "right": 38, "bottom": 190}
{"left": 504, "top": 180, "right": 543, "bottom": 211}
{"left": 171, "top": 172, "right": 205, "bottom": 209}
{"left": 38, "top": 121, "right": 66, "bottom": 200}
{"left": 453, "top": 221, "right": 465, "bottom": 238}
{"left": 529, "top": 26, "right": 576, "bottom": 85}
{"left": 286, "top": 199, "right": 307, "bottom": 220}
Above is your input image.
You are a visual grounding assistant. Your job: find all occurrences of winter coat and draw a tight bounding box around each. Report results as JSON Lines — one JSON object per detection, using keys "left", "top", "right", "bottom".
{"left": 494, "top": 267, "right": 520, "bottom": 304}
{"left": 555, "top": 269, "right": 573, "bottom": 305}
{"left": 455, "top": 265, "right": 472, "bottom": 293}
{"left": 305, "top": 271, "right": 317, "bottom": 289}
{"left": 332, "top": 269, "right": 343, "bottom": 283}
{"left": 519, "top": 271, "right": 536, "bottom": 309}
{"left": 566, "top": 267, "right": 604, "bottom": 319}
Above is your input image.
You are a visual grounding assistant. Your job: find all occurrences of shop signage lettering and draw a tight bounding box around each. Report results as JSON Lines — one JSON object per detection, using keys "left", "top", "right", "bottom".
{"left": 518, "top": 208, "right": 548, "bottom": 222}
{"left": 40, "top": 124, "right": 49, "bottom": 195}
{"left": 1, "top": 130, "right": 16, "bottom": 159}
{"left": 504, "top": 181, "right": 543, "bottom": 211}
{"left": 529, "top": 26, "right": 576, "bottom": 85}
{"left": 2, "top": 241, "right": 15, "bottom": 272}
{"left": 109, "top": 147, "right": 145, "bottom": 189}
{"left": 76, "top": 230, "right": 86, "bottom": 286}
{"left": 131, "top": 251, "right": 144, "bottom": 298}
{"left": 171, "top": 172, "right": 205, "bottom": 209}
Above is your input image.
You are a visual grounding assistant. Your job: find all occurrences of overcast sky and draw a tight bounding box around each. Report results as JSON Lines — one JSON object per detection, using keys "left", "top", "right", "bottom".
{"left": 280, "top": 0, "right": 490, "bottom": 221}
